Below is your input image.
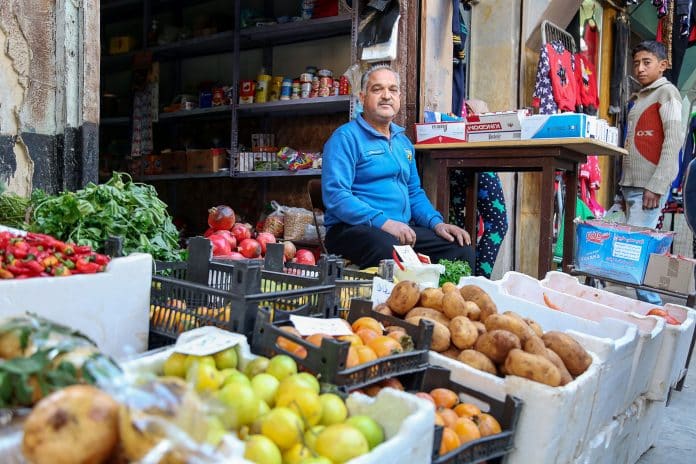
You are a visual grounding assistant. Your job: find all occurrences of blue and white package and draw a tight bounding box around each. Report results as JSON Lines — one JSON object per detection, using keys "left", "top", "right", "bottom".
{"left": 521, "top": 113, "right": 590, "bottom": 139}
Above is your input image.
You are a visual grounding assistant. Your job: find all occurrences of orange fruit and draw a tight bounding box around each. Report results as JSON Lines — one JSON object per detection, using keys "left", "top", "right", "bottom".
{"left": 337, "top": 334, "right": 363, "bottom": 347}
{"left": 415, "top": 392, "right": 435, "bottom": 406}
{"left": 351, "top": 317, "right": 383, "bottom": 334}
{"left": 475, "top": 413, "right": 502, "bottom": 437}
{"left": 454, "top": 403, "right": 481, "bottom": 418}
{"left": 355, "top": 328, "right": 380, "bottom": 345}
{"left": 367, "top": 336, "right": 404, "bottom": 358}
{"left": 439, "top": 427, "right": 461, "bottom": 455}
{"left": 438, "top": 408, "right": 459, "bottom": 429}
{"left": 379, "top": 378, "right": 405, "bottom": 391}
{"left": 452, "top": 417, "right": 481, "bottom": 444}
{"left": 277, "top": 326, "right": 304, "bottom": 354}
{"left": 345, "top": 345, "right": 360, "bottom": 369}
{"left": 355, "top": 345, "right": 378, "bottom": 364}
{"left": 292, "top": 345, "right": 308, "bottom": 360}
{"left": 430, "top": 388, "right": 459, "bottom": 409}
{"left": 306, "top": 333, "right": 332, "bottom": 347}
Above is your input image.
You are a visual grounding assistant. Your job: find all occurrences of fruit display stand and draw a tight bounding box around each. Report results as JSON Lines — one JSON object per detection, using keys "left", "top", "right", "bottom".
{"left": 123, "top": 329, "right": 436, "bottom": 464}
{"left": 252, "top": 299, "right": 433, "bottom": 389}
{"left": 0, "top": 253, "right": 152, "bottom": 359}
{"left": 542, "top": 270, "right": 696, "bottom": 398}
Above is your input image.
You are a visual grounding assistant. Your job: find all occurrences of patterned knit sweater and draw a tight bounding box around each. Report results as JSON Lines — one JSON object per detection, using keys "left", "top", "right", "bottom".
{"left": 620, "top": 77, "right": 684, "bottom": 195}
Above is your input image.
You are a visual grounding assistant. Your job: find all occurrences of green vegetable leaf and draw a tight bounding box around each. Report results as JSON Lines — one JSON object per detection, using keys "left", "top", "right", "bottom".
{"left": 438, "top": 259, "right": 473, "bottom": 287}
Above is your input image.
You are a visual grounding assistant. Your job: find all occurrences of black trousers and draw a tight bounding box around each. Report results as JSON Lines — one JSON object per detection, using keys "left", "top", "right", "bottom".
{"left": 325, "top": 223, "right": 476, "bottom": 269}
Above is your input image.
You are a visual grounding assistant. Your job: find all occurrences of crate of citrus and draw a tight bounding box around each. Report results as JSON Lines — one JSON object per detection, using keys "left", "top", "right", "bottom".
{"left": 351, "top": 366, "right": 521, "bottom": 464}
{"left": 251, "top": 299, "right": 433, "bottom": 389}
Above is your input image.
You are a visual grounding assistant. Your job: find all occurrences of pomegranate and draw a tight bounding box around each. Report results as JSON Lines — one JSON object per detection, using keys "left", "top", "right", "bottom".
{"left": 208, "top": 234, "right": 231, "bottom": 256}
{"left": 283, "top": 241, "right": 297, "bottom": 260}
{"left": 232, "top": 223, "right": 251, "bottom": 243}
{"left": 238, "top": 238, "right": 262, "bottom": 259}
{"left": 293, "top": 249, "right": 316, "bottom": 265}
{"left": 218, "top": 251, "right": 245, "bottom": 260}
{"left": 203, "top": 227, "right": 216, "bottom": 237}
{"left": 255, "top": 232, "right": 276, "bottom": 254}
{"left": 212, "top": 230, "right": 237, "bottom": 250}
{"left": 208, "top": 205, "right": 236, "bottom": 231}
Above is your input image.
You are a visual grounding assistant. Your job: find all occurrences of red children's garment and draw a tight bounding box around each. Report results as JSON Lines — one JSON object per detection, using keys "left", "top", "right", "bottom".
{"left": 574, "top": 53, "right": 600, "bottom": 113}
{"left": 546, "top": 42, "right": 580, "bottom": 112}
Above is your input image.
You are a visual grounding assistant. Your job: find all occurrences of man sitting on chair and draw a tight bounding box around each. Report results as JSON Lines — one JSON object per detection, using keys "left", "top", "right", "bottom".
{"left": 321, "top": 64, "right": 475, "bottom": 269}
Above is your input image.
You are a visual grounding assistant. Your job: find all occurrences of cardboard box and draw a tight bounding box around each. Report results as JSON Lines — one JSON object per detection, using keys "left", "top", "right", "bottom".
{"left": 575, "top": 220, "right": 674, "bottom": 285}
{"left": 465, "top": 110, "right": 524, "bottom": 142}
{"left": 643, "top": 254, "right": 696, "bottom": 294}
{"left": 186, "top": 148, "right": 226, "bottom": 173}
{"left": 414, "top": 122, "right": 467, "bottom": 144}
{"left": 161, "top": 150, "right": 187, "bottom": 174}
{"left": 521, "top": 113, "right": 590, "bottom": 139}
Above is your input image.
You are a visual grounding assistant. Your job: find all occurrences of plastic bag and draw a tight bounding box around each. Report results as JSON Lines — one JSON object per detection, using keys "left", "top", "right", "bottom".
{"left": 277, "top": 147, "right": 316, "bottom": 171}
{"left": 261, "top": 201, "right": 285, "bottom": 238}
{"left": 283, "top": 207, "right": 313, "bottom": 241}
{"left": 394, "top": 262, "right": 445, "bottom": 288}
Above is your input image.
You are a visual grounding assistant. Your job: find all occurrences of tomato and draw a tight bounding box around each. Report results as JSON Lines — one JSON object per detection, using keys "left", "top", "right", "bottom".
{"left": 208, "top": 234, "right": 232, "bottom": 256}
{"left": 293, "top": 249, "right": 315, "bottom": 265}
{"left": 212, "top": 230, "right": 237, "bottom": 250}
{"left": 232, "top": 223, "right": 252, "bottom": 243}
{"left": 239, "top": 238, "right": 262, "bottom": 258}
{"left": 255, "top": 232, "right": 276, "bottom": 254}
{"left": 208, "top": 205, "right": 236, "bottom": 230}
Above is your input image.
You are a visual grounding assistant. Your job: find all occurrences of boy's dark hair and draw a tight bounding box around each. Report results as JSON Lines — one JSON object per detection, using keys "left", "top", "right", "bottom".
{"left": 631, "top": 40, "right": 667, "bottom": 61}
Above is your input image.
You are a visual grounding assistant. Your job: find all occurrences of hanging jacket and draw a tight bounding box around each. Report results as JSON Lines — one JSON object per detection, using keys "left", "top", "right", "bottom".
{"left": 532, "top": 41, "right": 579, "bottom": 113}
{"left": 575, "top": 53, "right": 600, "bottom": 114}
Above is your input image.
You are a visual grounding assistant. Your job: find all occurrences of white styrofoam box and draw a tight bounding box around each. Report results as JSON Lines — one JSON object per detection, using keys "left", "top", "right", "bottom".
{"left": 499, "top": 271, "right": 665, "bottom": 406}
{"left": 542, "top": 271, "right": 696, "bottom": 400}
{"left": 430, "top": 350, "right": 601, "bottom": 464}
{"left": 456, "top": 276, "right": 640, "bottom": 444}
{"left": 414, "top": 122, "right": 467, "bottom": 144}
{"left": 124, "top": 329, "right": 435, "bottom": 464}
{"left": 0, "top": 253, "right": 152, "bottom": 359}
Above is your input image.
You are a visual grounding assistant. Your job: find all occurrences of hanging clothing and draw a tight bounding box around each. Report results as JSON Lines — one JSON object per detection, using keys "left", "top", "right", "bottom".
{"left": 671, "top": 109, "right": 696, "bottom": 193}
{"left": 131, "top": 88, "right": 154, "bottom": 158}
{"left": 451, "top": 0, "right": 470, "bottom": 115}
{"left": 610, "top": 14, "right": 630, "bottom": 114}
{"left": 581, "top": 19, "right": 600, "bottom": 66}
{"left": 579, "top": 155, "right": 605, "bottom": 217}
{"left": 575, "top": 53, "right": 599, "bottom": 115}
{"left": 533, "top": 41, "right": 579, "bottom": 114}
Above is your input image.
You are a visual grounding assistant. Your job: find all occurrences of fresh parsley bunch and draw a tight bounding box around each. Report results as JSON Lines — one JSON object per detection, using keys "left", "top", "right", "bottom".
{"left": 438, "top": 258, "right": 473, "bottom": 287}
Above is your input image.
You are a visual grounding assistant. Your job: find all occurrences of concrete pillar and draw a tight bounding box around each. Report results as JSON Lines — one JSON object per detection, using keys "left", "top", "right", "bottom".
{"left": 0, "top": 0, "right": 99, "bottom": 195}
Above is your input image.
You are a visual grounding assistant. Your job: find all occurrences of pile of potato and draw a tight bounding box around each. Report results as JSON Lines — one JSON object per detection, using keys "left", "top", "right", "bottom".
{"left": 376, "top": 281, "right": 592, "bottom": 387}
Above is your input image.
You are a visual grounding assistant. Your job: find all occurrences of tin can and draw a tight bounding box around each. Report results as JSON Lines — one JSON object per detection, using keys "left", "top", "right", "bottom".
{"left": 317, "top": 68, "right": 333, "bottom": 78}
{"left": 378, "top": 259, "right": 395, "bottom": 281}
{"left": 300, "top": 73, "right": 313, "bottom": 84}
{"left": 269, "top": 76, "right": 284, "bottom": 102}
{"left": 300, "top": 82, "right": 312, "bottom": 99}
{"left": 291, "top": 79, "right": 301, "bottom": 99}
{"left": 305, "top": 65, "right": 318, "bottom": 76}
{"left": 332, "top": 80, "right": 340, "bottom": 96}
{"left": 338, "top": 75, "right": 350, "bottom": 95}
{"left": 255, "top": 74, "right": 271, "bottom": 103}
{"left": 301, "top": 0, "right": 314, "bottom": 20}
{"left": 280, "top": 78, "right": 293, "bottom": 100}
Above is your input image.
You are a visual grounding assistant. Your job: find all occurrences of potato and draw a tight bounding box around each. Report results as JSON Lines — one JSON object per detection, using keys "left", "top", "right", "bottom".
{"left": 525, "top": 318, "right": 544, "bottom": 338}
{"left": 457, "top": 350, "right": 497, "bottom": 375}
{"left": 504, "top": 349, "right": 562, "bottom": 386}
{"left": 523, "top": 337, "right": 572, "bottom": 386}
{"left": 449, "top": 316, "right": 479, "bottom": 350}
{"left": 542, "top": 331, "right": 592, "bottom": 376}
{"left": 459, "top": 285, "right": 497, "bottom": 321}
{"left": 406, "top": 316, "right": 450, "bottom": 352}
{"left": 441, "top": 347, "right": 461, "bottom": 360}
{"left": 472, "top": 321, "right": 487, "bottom": 336}
{"left": 405, "top": 307, "right": 451, "bottom": 327}
{"left": 442, "top": 291, "right": 481, "bottom": 320}
{"left": 386, "top": 280, "right": 421, "bottom": 315}
{"left": 23, "top": 385, "right": 119, "bottom": 464}
{"left": 441, "top": 282, "right": 458, "bottom": 293}
{"left": 474, "top": 330, "right": 521, "bottom": 364}
{"left": 373, "top": 303, "right": 393, "bottom": 316}
{"left": 484, "top": 314, "right": 536, "bottom": 344}
{"left": 419, "top": 287, "right": 444, "bottom": 311}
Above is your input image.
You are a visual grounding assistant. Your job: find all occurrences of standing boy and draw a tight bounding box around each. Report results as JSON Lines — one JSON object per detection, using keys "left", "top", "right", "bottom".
{"left": 621, "top": 40, "right": 684, "bottom": 303}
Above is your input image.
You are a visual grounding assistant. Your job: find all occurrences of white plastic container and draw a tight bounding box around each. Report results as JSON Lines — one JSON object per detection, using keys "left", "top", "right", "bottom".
{"left": 542, "top": 271, "right": 696, "bottom": 400}
{"left": 0, "top": 253, "right": 152, "bottom": 359}
{"left": 458, "top": 276, "right": 644, "bottom": 436}
{"left": 499, "top": 271, "right": 667, "bottom": 405}
{"left": 124, "top": 330, "right": 436, "bottom": 464}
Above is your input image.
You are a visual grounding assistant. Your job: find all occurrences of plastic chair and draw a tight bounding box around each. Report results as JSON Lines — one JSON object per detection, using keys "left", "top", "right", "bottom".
{"left": 307, "top": 179, "right": 328, "bottom": 255}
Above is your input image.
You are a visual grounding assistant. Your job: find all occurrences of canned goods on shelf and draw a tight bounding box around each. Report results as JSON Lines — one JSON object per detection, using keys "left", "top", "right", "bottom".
{"left": 300, "top": 82, "right": 312, "bottom": 99}
{"left": 317, "top": 69, "right": 333, "bottom": 78}
{"left": 299, "top": 73, "right": 313, "bottom": 83}
{"left": 280, "top": 78, "right": 293, "bottom": 100}
{"left": 291, "top": 79, "right": 301, "bottom": 99}
{"left": 255, "top": 74, "right": 271, "bottom": 103}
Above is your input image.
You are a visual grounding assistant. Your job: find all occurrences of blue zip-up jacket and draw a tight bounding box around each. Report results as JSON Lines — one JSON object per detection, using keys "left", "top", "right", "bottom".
{"left": 322, "top": 114, "right": 444, "bottom": 230}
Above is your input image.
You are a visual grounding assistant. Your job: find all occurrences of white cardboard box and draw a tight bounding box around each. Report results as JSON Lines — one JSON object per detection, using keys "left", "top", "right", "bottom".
{"left": 521, "top": 113, "right": 590, "bottom": 139}
{"left": 465, "top": 111, "right": 523, "bottom": 142}
{"left": 643, "top": 253, "right": 696, "bottom": 294}
{"left": 414, "top": 122, "right": 467, "bottom": 144}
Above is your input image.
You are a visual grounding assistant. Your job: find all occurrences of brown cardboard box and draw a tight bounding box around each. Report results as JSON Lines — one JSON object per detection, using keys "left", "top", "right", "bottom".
{"left": 643, "top": 253, "right": 696, "bottom": 294}
{"left": 186, "top": 148, "right": 226, "bottom": 173}
{"left": 161, "top": 150, "right": 187, "bottom": 174}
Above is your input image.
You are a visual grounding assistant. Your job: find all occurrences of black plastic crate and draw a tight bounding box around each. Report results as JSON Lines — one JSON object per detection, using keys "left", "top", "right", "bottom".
{"left": 251, "top": 298, "right": 433, "bottom": 389}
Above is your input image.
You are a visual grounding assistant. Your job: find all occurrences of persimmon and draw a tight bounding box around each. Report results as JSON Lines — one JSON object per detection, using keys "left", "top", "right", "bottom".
{"left": 306, "top": 333, "right": 332, "bottom": 347}
{"left": 276, "top": 326, "right": 304, "bottom": 353}
{"left": 452, "top": 417, "right": 481, "bottom": 444}
{"left": 292, "top": 345, "right": 308, "bottom": 359}
{"left": 380, "top": 378, "right": 404, "bottom": 390}
{"left": 351, "top": 317, "right": 383, "bottom": 334}
{"left": 454, "top": 403, "right": 481, "bottom": 418}
{"left": 430, "top": 388, "right": 459, "bottom": 409}
{"left": 337, "top": 334, "right": 363, "bottom": 347}
{"left": 415, "top": 392, "right": 436, "bottom": 406}
{"left": 364, "top": 385, "right": 382, "bottom": 396}
{"left": 367, "top": 336, "right": 404, "bottom": 358}
{"left": 438, "top": 408, "right": 459, "bottom": 429}
{"left": 475, "top": 413, "right": 502, "bottom": 437}
{"left": 434, "top": 412, "right": 445, "bottom": 426}
{"left": 355, "top": 328, "right": 380, "bottom": 345}
{"left": 355, "top": 345, "right": 378, "bottom": 364}
{"left": 439, "top": 427, "right": 461, "bottom": 455}
{"left": 345, "top": 345, "right": 360, "bottom": 369}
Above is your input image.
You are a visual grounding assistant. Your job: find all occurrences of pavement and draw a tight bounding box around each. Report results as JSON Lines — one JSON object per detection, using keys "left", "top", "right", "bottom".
{"left": 599, "top": 283, "right": 696, "bottom": 464}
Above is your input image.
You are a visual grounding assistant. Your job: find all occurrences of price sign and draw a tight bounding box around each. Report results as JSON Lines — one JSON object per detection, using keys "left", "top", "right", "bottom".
{"left": 371, "top": 276, "right": 395, "bottom": 306}
{"left": 290, "top": 315, "right": 354, "bottom": 336}
{"left": 173, "top": 326, "right": 244, "bottom": 356}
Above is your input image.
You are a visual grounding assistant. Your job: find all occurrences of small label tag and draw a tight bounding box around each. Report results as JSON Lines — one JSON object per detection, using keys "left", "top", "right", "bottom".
{"left": 290, "top": 315, "right": 354, "bottom": 336}
{"left": 371, "top": 276, "right": 396, "bottom": 306}
{"left": 173, "top": 326, "right": 243, "bottom": 356}
{"left": 393, "top": 245, "right": 423, "bottom": 266}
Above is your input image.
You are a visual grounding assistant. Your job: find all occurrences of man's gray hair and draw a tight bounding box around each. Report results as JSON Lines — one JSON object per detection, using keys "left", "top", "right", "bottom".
{"left": 360, "top": 63, "right": 400, "bottom": 93}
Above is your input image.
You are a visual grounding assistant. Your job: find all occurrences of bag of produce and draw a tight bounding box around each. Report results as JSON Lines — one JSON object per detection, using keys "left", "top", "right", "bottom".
{"left": 283, "top": 207, "right": 313, "bottom": 241}
{"left": 261, "top": 200, "right": 285, "bottom": 238}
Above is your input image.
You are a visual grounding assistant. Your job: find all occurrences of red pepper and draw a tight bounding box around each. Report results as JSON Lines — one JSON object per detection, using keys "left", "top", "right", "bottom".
{"left": 5, "top": 264, "right": 25, "bottom": 276}
{"left": 93, "top": 254, "right": 110, "bottom": 266}
{"left": 41, "top": 256, "right": 59, "bottom": 268}
{"left": 52, "top": 265, "right": 71, "bottom": 276}
{"left": 75, "top": 258, "right": 100, "bottom": 274}
{"left": 0, "top": 269, "right": 13, "bottom": 279}
{"left": 23, "top": 260, "right": 45, "bottom": 275}
{"left": 10, "top": 243, "right": 29, "bottom": 260}
{"left": 74, "top": 245, "right": 93, "bottom": 255}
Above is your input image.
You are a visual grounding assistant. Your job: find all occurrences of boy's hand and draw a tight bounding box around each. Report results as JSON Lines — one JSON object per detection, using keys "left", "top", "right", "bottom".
{"left": 643, "top": 190, "right": 661, "bottom": 209}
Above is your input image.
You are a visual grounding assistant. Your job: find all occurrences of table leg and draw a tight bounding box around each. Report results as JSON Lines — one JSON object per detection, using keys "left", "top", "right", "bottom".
{"left": 464, "top": 172, "right": 478, "bottom": 249}
{"left": 562, "top": 168, "right": 578, "bottom": 274}
{"left": 538, "top": 166, "right": 555, "bottom": 279}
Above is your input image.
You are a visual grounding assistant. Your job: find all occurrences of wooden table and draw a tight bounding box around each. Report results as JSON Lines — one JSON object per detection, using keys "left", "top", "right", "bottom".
{"left": 415, "top": 138, "right": 627, "bottom": 278}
